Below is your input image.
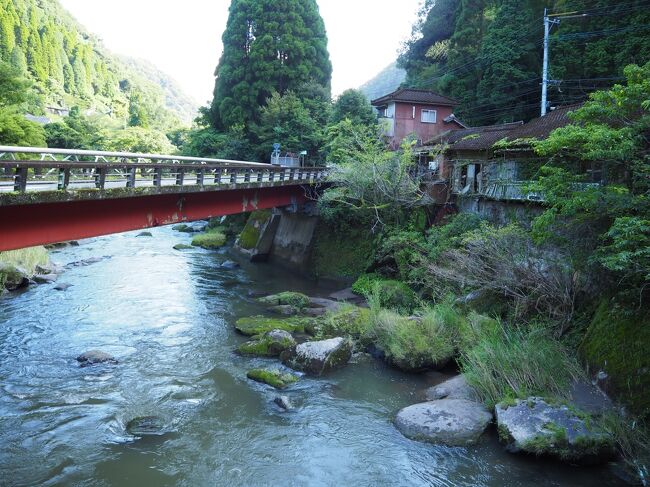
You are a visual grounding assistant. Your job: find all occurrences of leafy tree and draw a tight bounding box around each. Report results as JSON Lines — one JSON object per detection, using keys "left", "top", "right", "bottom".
{"left": 330, "top": 89, "right": 377, "bottom": 127}
{"left": 181, "top": 125, "right": 252, "bottom": 160}
{"left": 44, "top": 107, "right": 104, "bottom": 149}
{"left": 209, "top": 0, "right": 332, "bottom": 130}
{"left": 102, "top": 127, "right": 174, "bottom": 154}
{"left": 533, "top": 62, "right": 650, "bottom": 298}
{"left": 0, "top": 60, "right": 45, "bottom": 146}
{"left": 251, "top": 90, "right": 325, "bottom": 163}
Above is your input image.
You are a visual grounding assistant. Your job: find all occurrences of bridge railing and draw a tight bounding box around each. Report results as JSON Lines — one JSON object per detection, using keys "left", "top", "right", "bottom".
{"left": 0, "top": 145, "right": 270, "bottom": 167}
{"left": 0, "top": 153, "right": 326, "bottom": 194}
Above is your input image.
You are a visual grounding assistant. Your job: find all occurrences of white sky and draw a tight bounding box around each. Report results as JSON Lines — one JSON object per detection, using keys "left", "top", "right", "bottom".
{"left": 58, "top": 0, "right": 420, "bottom": 105}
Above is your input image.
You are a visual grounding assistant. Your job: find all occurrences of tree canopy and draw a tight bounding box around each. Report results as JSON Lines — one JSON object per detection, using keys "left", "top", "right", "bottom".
{"left": 330, "top": 89, "right": 377, "bottom": 127}
{"left": 209, "top": 0, "right": 332, "bottom": 131}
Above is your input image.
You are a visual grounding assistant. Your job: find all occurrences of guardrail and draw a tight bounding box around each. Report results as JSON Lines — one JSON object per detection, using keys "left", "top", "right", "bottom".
{"left": 0, "top": 146, "right": 326, "bottom": 194}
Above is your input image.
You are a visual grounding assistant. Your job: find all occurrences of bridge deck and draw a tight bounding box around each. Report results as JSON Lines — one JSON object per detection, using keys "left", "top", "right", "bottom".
{"left": 0, "top": 146, "right": 326, "bottom": 251}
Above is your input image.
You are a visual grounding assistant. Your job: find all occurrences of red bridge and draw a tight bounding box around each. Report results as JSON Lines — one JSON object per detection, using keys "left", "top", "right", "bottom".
{"left": 0, "top": 146, "right": 326, "bottom": 252}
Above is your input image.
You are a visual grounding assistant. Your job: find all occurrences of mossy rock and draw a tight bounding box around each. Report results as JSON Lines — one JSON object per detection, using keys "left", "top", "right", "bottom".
{"left": 580, "top": 300, "right": 650, "bottom": 419}
{"left": 137, "top": 231, "right": 153, "bottom": 237}
{"left": 238, "top": 210, "right": 272, "bottom": 250}
{"left": 172, "top": 224, "right": 196, "bottom": 233}
{"left": 371, "top": 279, "right": 418, "bottom": 313}
{"left": 258, "top": 291, "right": 310, "bottom": 309}
{"left": 237, "top": 329, "right": 296, "bottom": 357}
{"left": 191, "top": 231, "right": 227, "bottom": 249}
{"left": 234, "top": 316, "right": 308, "bottom": 336}
{"left": 246, "top": 368, "right": 299, "bottom": 389}
{"left": 0, "top": 264, "right": 29, "bottom": 291}
{"left": 173, "top": 244, "right": 193, "bottom": 250}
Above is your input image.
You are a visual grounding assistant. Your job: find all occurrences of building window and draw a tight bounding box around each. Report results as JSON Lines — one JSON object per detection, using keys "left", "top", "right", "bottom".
{"left": 421, "top": 109, "right": 437, "bottom": 123}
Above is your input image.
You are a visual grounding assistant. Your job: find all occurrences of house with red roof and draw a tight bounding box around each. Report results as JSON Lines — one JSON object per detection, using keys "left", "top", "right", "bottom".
{"left": 371, "top": 88, "right": 466, "bottom": 149}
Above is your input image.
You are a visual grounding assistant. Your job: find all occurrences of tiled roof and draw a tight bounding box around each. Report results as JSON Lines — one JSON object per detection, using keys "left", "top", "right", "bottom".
{"left": 424, "top": 122, "right": 524, "bottom": 151}
{"left": 371, "top": 88, "right": 458, "bottom": 107}
{"left": 503, "top": 104, "right": 582, "bottom": 142}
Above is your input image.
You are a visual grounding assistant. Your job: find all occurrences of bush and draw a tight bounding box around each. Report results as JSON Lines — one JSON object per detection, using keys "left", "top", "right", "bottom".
{"left": 371, "top": 279, "right": 418, "bottom": 313}
{"left": 365, "top": 298, "right": 463, "bottom": 371}
{"left": 351, "top": 273, "right": 381, "bottom": 296}
{"left": 461, "top": 322, "right": 584, "bottom": 408}
{"left": 191, "top": 230, "right": 227, "bottom": 249}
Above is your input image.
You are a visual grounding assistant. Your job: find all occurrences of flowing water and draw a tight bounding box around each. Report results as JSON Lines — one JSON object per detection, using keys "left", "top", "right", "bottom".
{"left": 0, "top": 226, "right": 625, "bottom": 486}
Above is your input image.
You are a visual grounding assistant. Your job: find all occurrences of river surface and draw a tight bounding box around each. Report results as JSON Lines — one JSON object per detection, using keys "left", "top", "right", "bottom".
{"left": 0, "top": 225, "right": 626, "bottom": 486}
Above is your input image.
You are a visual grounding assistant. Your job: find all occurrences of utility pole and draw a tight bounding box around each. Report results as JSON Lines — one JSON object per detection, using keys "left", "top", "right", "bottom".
{"left": 541, "top": 8, "right": 551, "bottom": 116}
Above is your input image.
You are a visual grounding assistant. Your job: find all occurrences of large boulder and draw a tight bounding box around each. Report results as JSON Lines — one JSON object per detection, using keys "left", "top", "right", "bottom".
{"left": 237, "top": 329, "right": 296, "bottom": 357}
{"left": 425, "top": 375, "right": 478, "bottom": 401}
{"left": 258, "top": 292, "right": 310, "bottom": 310}
{"left": 395, "top": 399, "right": 492, "bottom": 446}
{"left": 0, "top": 264, "right": 30, "bottom": 291}
{"left": 281, "top": 337, "right": 352, "bottom": 376}
{"left": 495, "top": 397, "right": 615, "bottom": 464}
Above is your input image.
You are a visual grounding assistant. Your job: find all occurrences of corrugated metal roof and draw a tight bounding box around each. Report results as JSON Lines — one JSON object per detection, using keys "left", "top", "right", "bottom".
{"left": 503, "top": 104, "right": 582, "bottom": 142}
{"left": 425, "top": 122, "right": 524, "bottom": 149}
{"left": 371, "top": 88, "right": 458, "bottom": 107}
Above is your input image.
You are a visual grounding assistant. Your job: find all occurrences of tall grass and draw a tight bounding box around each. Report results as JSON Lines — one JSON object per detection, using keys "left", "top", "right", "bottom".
{"left": 0, "top": 246, "right": 49, "bottom": 275}
{"left": 460, "top": 321, "right": 584, "bottom": 408}
{"left": 365, "top": 291, "right": 464, "bottom": 370}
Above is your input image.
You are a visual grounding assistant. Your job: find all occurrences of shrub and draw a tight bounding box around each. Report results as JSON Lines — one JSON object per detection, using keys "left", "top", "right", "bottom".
{"left": 426, "top": 223, "right": 583, "bottom": 335}
{"left": 191, "top": 230, "right": 226, "bottom": 249}
{"left": 371, "top": 279, "right": 418, "bottom": 313}
{"left": 314, "top": 305, "right": 372, "bottom": 342}
{"left": 461, "top": 322, "right": 584, "bottom": 408}
{"left": 351, "top": 273, "right": 381, "bottom": 296}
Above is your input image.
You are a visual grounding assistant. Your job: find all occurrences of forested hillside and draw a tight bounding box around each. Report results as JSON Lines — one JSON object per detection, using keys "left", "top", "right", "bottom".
{"left": 358, "top": 62, "right": 406, "bottom": 102}
{"left": 0, "top": 0, "right": 196, "bottom": 130}
{"left": 398, "top": 0, "right": 650, "bottom": 125}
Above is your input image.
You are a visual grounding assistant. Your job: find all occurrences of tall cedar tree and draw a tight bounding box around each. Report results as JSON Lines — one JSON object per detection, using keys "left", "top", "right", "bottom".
{"left": 210, "top": 0, "right": 332, "bottom": 131}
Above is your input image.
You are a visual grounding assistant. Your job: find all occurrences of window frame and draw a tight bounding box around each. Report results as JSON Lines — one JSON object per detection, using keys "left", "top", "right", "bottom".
{"left": 421, "top": 109, "right": 437, "bottom": 124}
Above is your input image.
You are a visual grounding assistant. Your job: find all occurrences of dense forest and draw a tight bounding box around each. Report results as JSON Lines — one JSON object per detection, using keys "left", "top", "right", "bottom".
{"left": 398, "top": 0, "right": 650, "bottom": 125}
{"left": 0, "top": 0, "right": 196, "bottom": 131}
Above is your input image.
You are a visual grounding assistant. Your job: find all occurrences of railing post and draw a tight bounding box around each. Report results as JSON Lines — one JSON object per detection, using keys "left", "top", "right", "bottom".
{"left": 153, "top": 167, "right": 163, "bottom": 187}
{"left": 14, "top": 166, "right": 28, "bottom": 192}
{"left": 290, "top": 168, "right": 296, "bottom": 181}
{"left": 257, "top": 170, "right": 263, "bottom": 183}
{"left": 196, "top": 169, "right": 204, "bottom": 187}
{"left": 126, "top": 167, "right": 136, "bottom": 188}
{"left": 244, "top": 168, "right": 251, "bottom": 183}
{"left": 280, "top": 169, "right": 285, "bottom": 182}
{"left": 230, "top": 170, "right": 236, "bottom": 184}
{"left": 58, "top": 167, "right": 70, "bottom": 190}
{"left": 215, "top": 168, "right": 223, "bottom": 184}
{"left": 95, "top": 166, "right": 107, "bottom": 189}
{"left": 176, "top": 168, "right": 185, "bottom": 186}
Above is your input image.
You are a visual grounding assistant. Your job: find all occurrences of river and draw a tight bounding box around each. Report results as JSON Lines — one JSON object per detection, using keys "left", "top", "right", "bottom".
{"left": 0, "top": 225, "right": 625, "bottom": 486}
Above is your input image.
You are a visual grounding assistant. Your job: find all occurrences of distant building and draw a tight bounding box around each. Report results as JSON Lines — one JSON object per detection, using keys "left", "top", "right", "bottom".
{"left": 371, "top": 88, "right": 465, "bottom": 149}
{"left": 45, "top": 106, "right": 70, "bottom": 117}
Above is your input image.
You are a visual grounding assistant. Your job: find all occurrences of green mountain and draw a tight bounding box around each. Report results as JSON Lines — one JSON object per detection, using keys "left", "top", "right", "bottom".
{"left": 358, "top": 62, "right": 406, "bottom": 102}
{"left": 0, "top": 0, "right": 197, "bottom": 129}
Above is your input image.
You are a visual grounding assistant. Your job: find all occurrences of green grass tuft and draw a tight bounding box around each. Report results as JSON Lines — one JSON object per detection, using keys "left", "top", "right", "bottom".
{"left": 246, "top": 368, "right": 298, "bottom": 389}
{"left": 0, "top": 246, "right": 49, "bottom": 275}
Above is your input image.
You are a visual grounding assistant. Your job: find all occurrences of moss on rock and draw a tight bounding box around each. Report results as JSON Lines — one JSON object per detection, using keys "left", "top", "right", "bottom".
{"left": 258, "top": 292, "right": 310, "bottom": 309}
{"left": 235, "top": 316, "right": 308, "bottom": 336}
{"left": 579, "top": 300, "right": 650, "bottom": 419}
{"left": 172, "top": 224, "right": 194, "bottom": 233}
{"left": 173, "top": 244, "right": 193, "bottom": 250}
{"left": 246, "top": 368, "right": 299, "bottom": 389}
{"left": 192, "top": 230, "right": 227, "bottom": 249}
{"left": 238, "top": 210, "right": 272, "bottom": 250}
{"left": 237, "top": 329, "right": 296, "bottom": 357}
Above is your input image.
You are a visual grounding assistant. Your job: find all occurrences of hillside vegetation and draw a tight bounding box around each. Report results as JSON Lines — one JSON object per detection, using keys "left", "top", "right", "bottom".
{"left": 0, "top": 0, "right": 196, "bottom": 131}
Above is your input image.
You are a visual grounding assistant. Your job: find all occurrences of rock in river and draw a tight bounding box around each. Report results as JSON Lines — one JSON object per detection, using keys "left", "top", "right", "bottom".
{"left": 425, "top": 375, "right": 478, "bottom": 402}
{"left": 274, "top": 395, "right": 294, "bottom": 411}
{"left": 126, "top": 416, "right": 166, "bottom": 436}
{"left": 395, "top": 399, "right": 493, "bottom": 446}
{"left": 54, "top": 283, "right": 73, "bottom": 291}
{"left": 495, "top": 397, "right": 615, "bottom": 464}
{"left": 235, "top": 316, "right": 308, "bottom": 336}
{"left": 221, "top": 260, "right": 240, "bottom": 269}
{"left": 281, "top": 337, "right": 352, "bottom": 376}
{"left": 0, "top": 264, "right": 29, "bottom": 291}
{"left": 237, "top": 329, "right": 296, "bottom": 357}
{"left": 247, "top": 368, "right": 299, "bottom": 389}
{"left": 76, "top": 350, "right": 118, "bottom": 366}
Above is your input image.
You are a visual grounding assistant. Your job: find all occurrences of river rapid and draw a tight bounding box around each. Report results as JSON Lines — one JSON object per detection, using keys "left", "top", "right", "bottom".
{"left": 0, "top": 225, "right": 625, "bottom": 486}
